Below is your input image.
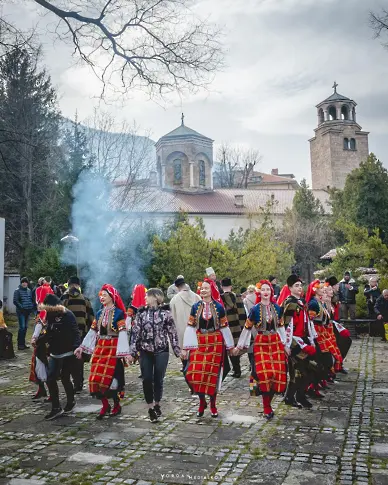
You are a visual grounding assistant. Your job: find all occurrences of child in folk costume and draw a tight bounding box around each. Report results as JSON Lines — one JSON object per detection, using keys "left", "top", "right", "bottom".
{"left": 235, "top": 280, "right": 288, "bottom": 420}
{"left": 29, "top": 277, "right": 54, "bottom": 400}
{"left": 182, "top": 279, "right": 234, "bottom": 418}
{"left": 74, "top": 284, "right": 130, "bottom": 419}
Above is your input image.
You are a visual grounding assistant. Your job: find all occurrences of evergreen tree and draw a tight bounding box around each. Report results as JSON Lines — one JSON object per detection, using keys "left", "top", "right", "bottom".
{"left": 0, "top": 47, "right": 61, "bottom": 271}
{"left": 332, "top": 154, "right": 388, "bottom": 239}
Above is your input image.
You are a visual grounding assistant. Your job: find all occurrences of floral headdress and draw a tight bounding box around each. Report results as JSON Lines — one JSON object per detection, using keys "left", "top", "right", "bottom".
{"left": 99, "top": 284, "right": 126, "bottom": 313}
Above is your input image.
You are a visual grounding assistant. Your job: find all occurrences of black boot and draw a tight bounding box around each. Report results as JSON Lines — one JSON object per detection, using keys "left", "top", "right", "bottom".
{"left": 284, "top": 382, "right": 302, "bottom": 408}
{"left": 296, "top": 390, "right": 313, "bottom": 409}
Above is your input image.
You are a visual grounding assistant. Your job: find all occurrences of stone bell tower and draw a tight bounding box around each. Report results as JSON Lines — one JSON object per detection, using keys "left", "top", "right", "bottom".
{"left": 309, "top": 82, "right": 369, "bottom": 190}
{"left": 155, "top": 114, "right": 214, "bottom": 192}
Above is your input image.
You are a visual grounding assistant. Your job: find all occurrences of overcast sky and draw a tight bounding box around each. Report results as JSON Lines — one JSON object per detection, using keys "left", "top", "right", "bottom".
{"left": 4, "top": 0, "right": 388, "bottom": 182}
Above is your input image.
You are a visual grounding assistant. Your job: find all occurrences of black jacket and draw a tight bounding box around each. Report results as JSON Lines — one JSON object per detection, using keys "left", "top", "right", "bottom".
{"left": 38, "top": 306, "right": 81, "bottom": 356}
{"left": 338, "top": 280, "right": 359, "bottom": 304}
{"left": 374, "top": 295, "right": 388, "bottom": 322}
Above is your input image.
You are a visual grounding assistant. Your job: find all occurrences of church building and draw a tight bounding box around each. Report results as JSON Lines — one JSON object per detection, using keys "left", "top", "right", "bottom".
{"left": 113, "top": 84, "right": 369, "bottom": 240}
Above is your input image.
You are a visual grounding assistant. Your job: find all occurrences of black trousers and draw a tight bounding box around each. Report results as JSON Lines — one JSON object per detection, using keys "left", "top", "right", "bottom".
{"left": 229, "top": 354, "right": 241, "bottom": 375}
{"left": 140, "top": 350, "right": 169, "bottom": 404}
{"left": 47, "top": 355, "right": 78, "bottom": 409}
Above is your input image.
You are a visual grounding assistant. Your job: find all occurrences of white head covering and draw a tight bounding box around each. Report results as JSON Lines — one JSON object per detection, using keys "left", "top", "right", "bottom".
{"left": 206, "top": 267, "right": 215, "bottom": 277}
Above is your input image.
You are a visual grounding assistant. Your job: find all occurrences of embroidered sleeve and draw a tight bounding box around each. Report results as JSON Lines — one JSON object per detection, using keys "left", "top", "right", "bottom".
{"left": 80, "top": 328, "right": 97, "bottom": 354}
{"left": 183, "top": 326, "right": 198, "bottom": 349}
{"left": 275, "top": 303, "right": 284, "bottom": 326}
{"left": 237, "top": 326, "right": 252, "bottom": 349}
{"left": 188, "top": 303, "right": 198, "bottom": 328}
{"left": 220, "top": 327, "right": 234, "bottom": 349}
{"left": 219, "top": 315, "right": 229, "bottom": 328}
{"left": 308, "top": 299, "right": 319, "bottom": 320}
{"left": 117, "top": 319, "right": 126, "bottom": 332}
{"left": 91, "top": 319, "right": 98, "bottom": 331}
{"left": 116, "top": 330, "right": 130, "bottom": 356}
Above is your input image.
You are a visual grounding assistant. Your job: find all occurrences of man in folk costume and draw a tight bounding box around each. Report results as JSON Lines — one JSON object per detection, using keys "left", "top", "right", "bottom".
{"left": 221, "top": 277, "right": 246, "bottom": 378}
{"left": 61, "top": 276, "right": 95, "bottom": 392}
{"left": 170, "top": 276, "right": 201, "bottom": 372}
{"left": 235, "top": 280, "right": 288, "bottom": 420}
{"left": 307, "top": 279, "right": 336, "bottom": 396}
{"left": 282, "top": 275, "right": 317, "bottom": 409}
{"left": 181, "top": 279, "right": 234, "bottom": 418}
{"left": 75, "top": 284, "right": 130, "bottom": 419}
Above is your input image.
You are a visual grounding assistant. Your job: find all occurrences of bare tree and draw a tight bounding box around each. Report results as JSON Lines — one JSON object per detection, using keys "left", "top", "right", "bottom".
{"left": 30, "top": 0, "right": 224, "bottom": 98}
{"left": 370, "top": 7, "right": 388, "bottom": 48}
{"left": 214, "top": 144, "right": 262, "bottom": 188}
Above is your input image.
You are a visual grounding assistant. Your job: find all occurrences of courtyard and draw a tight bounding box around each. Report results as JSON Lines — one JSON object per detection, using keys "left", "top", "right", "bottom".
{"left": 0, "top": 334, "right": 387, "bottom": 485}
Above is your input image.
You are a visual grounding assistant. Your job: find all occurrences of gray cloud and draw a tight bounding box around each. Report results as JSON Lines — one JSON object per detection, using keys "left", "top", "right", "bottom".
{"left": 4, "top": 0, "right": 388, "bottom": 181}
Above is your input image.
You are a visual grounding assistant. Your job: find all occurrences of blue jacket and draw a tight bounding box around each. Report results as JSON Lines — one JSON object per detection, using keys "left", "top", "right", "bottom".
{"left": 13, "top": 286, "right": 34, "bottom": 312}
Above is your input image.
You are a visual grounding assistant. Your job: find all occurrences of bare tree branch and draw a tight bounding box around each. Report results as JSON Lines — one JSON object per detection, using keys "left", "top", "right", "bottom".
{"left": 32, "top": 0, "right": 224, "bottom": 99}
{"left": 370, "top": 8, "right": 388, "bottom": 48}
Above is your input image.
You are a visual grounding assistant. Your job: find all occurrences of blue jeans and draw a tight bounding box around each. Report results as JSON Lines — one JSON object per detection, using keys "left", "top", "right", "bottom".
{"left": 16, "top": 310, "right": 31, "bottom": 347}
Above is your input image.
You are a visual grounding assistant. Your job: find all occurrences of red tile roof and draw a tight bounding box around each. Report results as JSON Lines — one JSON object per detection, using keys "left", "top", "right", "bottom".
{"left": 111, "top": 187, "right": 330, "bottom": 215}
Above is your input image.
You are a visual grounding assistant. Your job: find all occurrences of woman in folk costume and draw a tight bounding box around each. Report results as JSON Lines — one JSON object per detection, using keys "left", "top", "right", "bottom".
{"left": 74, "top": 284, "right": 130, "bottom": 419}
{"left": 325, "top": 277, "right": 352, "bottom": 371}
{"left": 29, "top": 278, "right": 55, "bottom": 400}
{"left": 322, "top": 283, "right": 345, "bottom": 374}
{"left": 307, "top": 280, "right": 335, "bottom": 397}
{"left": 235, "top": 280, "right": 288, "bottom": 420}
{"left": 182, "top": 279, "right": 234, "bottom": 418}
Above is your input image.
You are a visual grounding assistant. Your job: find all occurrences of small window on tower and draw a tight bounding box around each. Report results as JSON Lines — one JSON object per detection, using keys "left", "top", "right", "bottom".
{"left": 343, "top": 138, "right": 349, "bottom": 150}
{"left": 199, "top": 160, "right": 205, "bottom": 187}
{"left": 173, "top": 159, "right": 182, "bottom": 184}
{"left": 328, "top": 106, "right": 337, "bottom": 120}
{"left": 350, "top": 138, "right": 356, "bottom": 150}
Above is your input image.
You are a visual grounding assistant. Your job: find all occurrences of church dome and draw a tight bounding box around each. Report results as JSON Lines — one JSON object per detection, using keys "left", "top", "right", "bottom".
{"left": 158, "top": 115, "right": 212, "bottom": 142}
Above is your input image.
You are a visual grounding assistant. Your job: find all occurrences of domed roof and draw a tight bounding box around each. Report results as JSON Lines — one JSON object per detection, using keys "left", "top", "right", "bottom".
{"left": 317, "top": 82, "right": 354, "bottom": 107}
{"left": 159, "top": 114, "right": 212, "bottom": 142}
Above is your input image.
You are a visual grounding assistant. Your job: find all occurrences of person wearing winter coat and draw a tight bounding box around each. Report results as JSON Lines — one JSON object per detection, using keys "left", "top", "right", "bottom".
{"left": 13, "top": 277, "right": 35, "bottom": 350}
{"left": 243, "top": 285, "right": 257, "bottom": 314}
{"left": 170, "top": 277, "right": 201, "bottom": 370}
{"left": 167, "top": 275, "right": 184, "bottom": 300}
{"left": 38, "top": 294, "right": 81, "bottom": 420}
{"left": 338, "top": 271, "right": 359, "bottom": 320}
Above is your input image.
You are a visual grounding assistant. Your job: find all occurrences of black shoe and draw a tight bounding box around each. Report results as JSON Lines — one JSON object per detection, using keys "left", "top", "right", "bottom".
{"left": 231, "top": 372, "right": 241, "bottom": 378}
{"left": 138, "top": 374, "right": 143, "bottom": 379}
{"left": 296, "top": 395, "right": 313, "bottom": 409}
{"left": 64, "top": 401, "right": 76, "bottom": 414}
{"left": 18, "top": 346, "right": 26, "bottom": 350}
{"left": 32, "top": 389, "right": 47, "bottom": 401}
{"left": 148, "top": 408, "right": 158, "bottom": 422}
{"left": 154, "top": 404, "right": 162, "bottom": 417}
{"left": 264, "top": 411, "right": 274, "bottom": 420}
{"left": 44, "top": 408, "right": 64, "bottom": 420}
{"left": 284, "top": 396, "right": 302, "bottom": 408}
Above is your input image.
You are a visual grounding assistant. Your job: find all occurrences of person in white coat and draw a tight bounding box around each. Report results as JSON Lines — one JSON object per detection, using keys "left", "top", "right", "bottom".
{"left": 170, "top": 277, "right": 201, "bottom": 371}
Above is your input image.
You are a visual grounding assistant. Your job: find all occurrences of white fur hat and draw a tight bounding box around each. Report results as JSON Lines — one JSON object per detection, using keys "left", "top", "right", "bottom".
{"left": 206, "top": 267, "right": 215, "bottom": 276}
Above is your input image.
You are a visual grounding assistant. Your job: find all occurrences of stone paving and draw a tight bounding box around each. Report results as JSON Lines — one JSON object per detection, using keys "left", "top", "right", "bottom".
{"left": 0, "top": 336, "right": 387, "bottom": 485}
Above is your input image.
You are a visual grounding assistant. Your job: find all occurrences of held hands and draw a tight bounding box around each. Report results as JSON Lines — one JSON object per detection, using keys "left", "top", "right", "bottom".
{"left": 180, "top": 350, "right": 188, "bottom": 360}
{"left": 126, "top": 355, "right": 134, "bottom": 364}
{"left": 284, "top": 346, "right": 291, "bottom": 356}
{"left": 74, "top": 347, "right": 83, "bottom": 360}
{"left": 377, "top": 314, "right": 383, "bottom": 320}
{"left": 230, "top": 347, "right": 240, "bottom": 357}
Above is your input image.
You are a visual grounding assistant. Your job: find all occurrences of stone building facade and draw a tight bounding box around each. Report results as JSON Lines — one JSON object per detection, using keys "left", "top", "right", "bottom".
{"left": 155, "top": 116, "right": 214, "bottom": 192}
{"left": 310, "top": 83, "right": 369, "bottom": 190}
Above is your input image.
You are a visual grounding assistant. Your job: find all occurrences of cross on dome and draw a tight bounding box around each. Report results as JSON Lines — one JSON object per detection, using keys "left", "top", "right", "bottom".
{"left": 332, "top": 81, "right": 338, "bottom": 93}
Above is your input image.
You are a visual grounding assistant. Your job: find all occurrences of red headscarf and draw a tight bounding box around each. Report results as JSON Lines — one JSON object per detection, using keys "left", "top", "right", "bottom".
{"left": 305, "top": 279, "right": 322, "bottom": 304}
{"left": 203, "top": 278, "right": 224, "bottom": 306}
{"left": 277, "top": 285, "right": 291, "bottom": 306}
{"left": 100, "top": 284, "right": 126, "bottom": 313}
{"left": 131, "top": 284, "right": 147, "bottom": 308}
{"left": 255, "top": 280, "right": 276, "bottom": 304}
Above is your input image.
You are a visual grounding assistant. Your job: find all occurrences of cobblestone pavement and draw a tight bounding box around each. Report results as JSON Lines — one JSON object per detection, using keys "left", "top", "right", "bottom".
{"left": 0, "top": 336, "right": 387, "bottom": 485}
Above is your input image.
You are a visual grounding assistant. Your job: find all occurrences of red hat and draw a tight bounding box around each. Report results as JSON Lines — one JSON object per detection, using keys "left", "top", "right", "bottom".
{"left": 131, "top": 284, "right": 147, "bottom": 309}
{"left": 100, "top": 284, "right": 126, "bottom": 313}
{"left": 305, "top": 279, "right": 322, "bottom": 304}
{"left": 203, "top": 278, "right": 224, "bottom": 306}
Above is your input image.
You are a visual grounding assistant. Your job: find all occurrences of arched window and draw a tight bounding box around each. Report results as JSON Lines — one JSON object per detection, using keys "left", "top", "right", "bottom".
{"left": 328, "top": 106, "right": 337, "bottom": 120}
{"left": 343, "top": 138, "right": 349, "bottom": 150}
{"left": 352, "top": 107, "right": 356, "bottom": 122}
{"left": 199, "top": 160, "right": 205, "bottom": 187}
{"left": 173, "top": 159, "right": 182, "bottom": 184}
{"left": 318, "top": 108, "right": 324, "bottom": 124}
{"left": 350, "top": 138, "right": 356, "bottom": 150}
{"left": 341, "top": 105, "right": 349, "bottom": 120}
